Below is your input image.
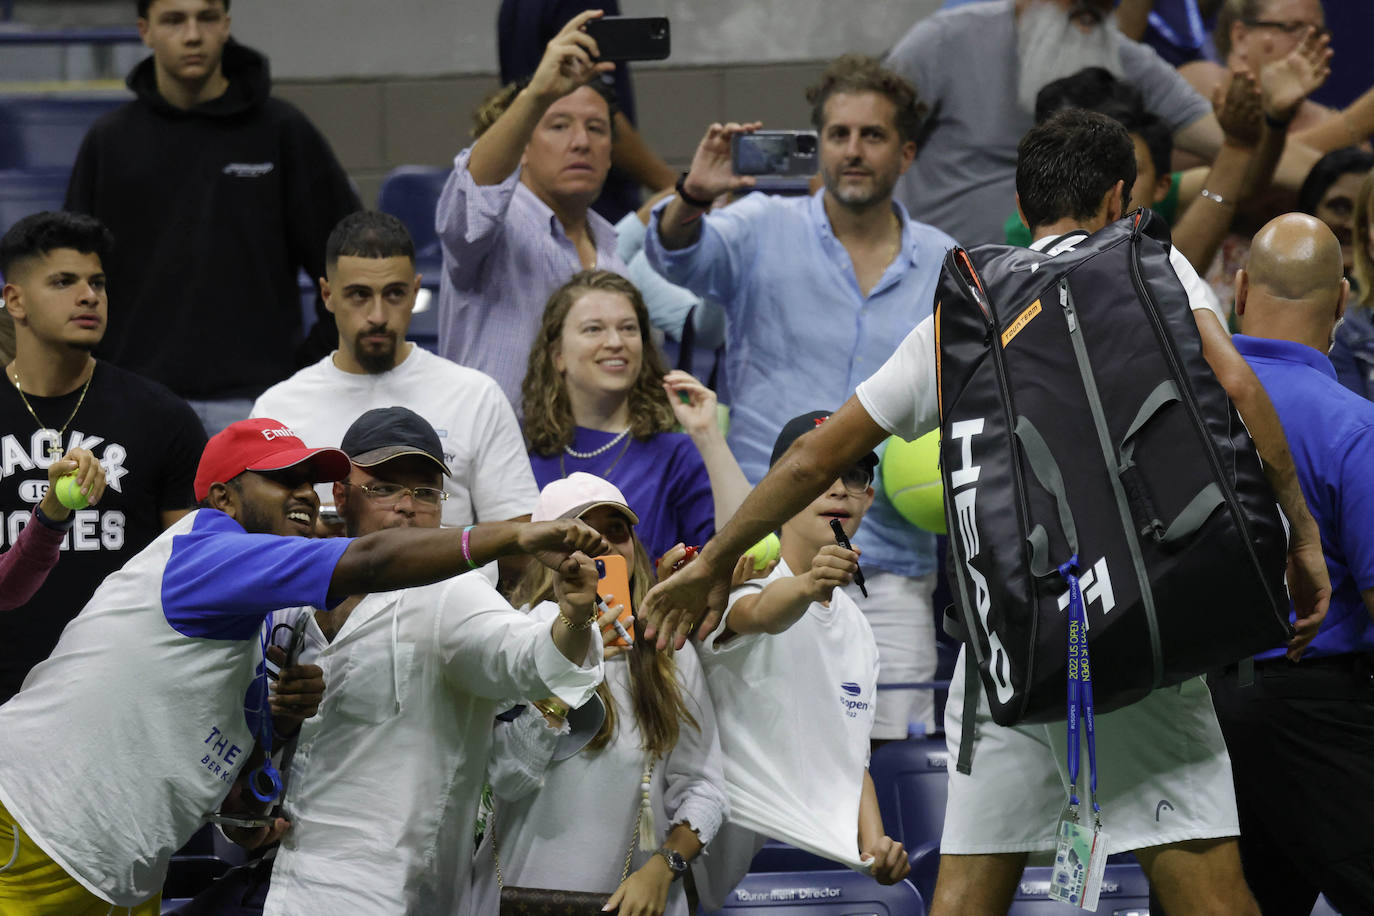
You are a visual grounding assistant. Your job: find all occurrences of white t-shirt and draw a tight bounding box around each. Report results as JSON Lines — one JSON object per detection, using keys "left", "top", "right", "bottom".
{"left": 263, "top": 576, "right": 603, "bottom": 915}
{"left": 856, "top": 230, "right": 1226, "bottom": 443}
{"left": 251, "top": 346, "right": 538, "bottom": 528}
{"left": 693, "top": 558, "right": 880, "bottom": 907}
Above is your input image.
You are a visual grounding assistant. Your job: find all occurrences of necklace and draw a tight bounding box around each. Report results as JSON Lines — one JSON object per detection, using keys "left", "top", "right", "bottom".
{"left": 559, "top": 427, "right": 634, "bottom": 480}
{"left": 563, "top": 426, "right": 630, "bottom": 459}
{"left": 8, "top": 363, "right": 94, "bottom": 460}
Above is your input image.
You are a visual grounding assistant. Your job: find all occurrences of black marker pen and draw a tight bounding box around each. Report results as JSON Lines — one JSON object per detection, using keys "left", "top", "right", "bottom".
{"left": 829, "top": 517, "right": 867, "bottom": 598}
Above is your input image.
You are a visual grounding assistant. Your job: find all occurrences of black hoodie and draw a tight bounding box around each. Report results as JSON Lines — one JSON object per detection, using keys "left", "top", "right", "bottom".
{"left": 65, "top": 41, "right": 360, "bottom": 400}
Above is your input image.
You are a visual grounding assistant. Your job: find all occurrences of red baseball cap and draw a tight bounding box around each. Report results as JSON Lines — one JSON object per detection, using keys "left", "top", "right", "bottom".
{"left": 194, "top": 418, "right": 351, "bottom": 502}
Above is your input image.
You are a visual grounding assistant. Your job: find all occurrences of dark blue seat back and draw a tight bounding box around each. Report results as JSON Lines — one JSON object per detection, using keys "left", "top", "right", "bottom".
{"left": 376, "top": 165, "right": 451, "bottom": 270}
{"left": 0, "top": 168, "right": 69, "bottom": 241}
{"left": 868, "top": 737, "right": 951, "bottom": 852}
{"left": 0, "top": 96, "right": 125, "bottom": 170}
{"left": 702, "top": 870, "right": 924, "bottom": 915}
{"left": 1007, "top": 863, "right": 1150, "bottom": 915}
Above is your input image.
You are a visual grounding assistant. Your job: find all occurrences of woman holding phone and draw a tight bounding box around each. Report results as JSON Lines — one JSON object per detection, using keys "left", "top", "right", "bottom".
{"left": 467, "top": 473, "right": 727, "bottom": 916}
{"left": 522, "top": 269, "right": 749, "bottom": 561}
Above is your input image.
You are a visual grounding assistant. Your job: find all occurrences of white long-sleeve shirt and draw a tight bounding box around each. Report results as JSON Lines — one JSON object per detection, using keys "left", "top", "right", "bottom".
{"left": 465, "top": 603, "right": 727, "bottom": 916}
{"left": 262, "top": 574, "right": 603, "bottom": 915}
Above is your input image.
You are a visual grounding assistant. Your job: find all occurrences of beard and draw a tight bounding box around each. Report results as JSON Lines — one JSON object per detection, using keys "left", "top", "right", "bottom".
{"left": 354, "top": 329, "right": 398, "bottom": 374}
{"left": 1016, "top": 0, "right": 1125, "bottom": 116}
{"left": 823, "top": 159, "right": 901, "bottom": 211}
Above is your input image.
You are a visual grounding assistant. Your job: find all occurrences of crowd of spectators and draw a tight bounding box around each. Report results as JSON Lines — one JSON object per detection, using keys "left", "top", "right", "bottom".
{"left": 2, "top": 0, "right": 1374, "bottom": 913}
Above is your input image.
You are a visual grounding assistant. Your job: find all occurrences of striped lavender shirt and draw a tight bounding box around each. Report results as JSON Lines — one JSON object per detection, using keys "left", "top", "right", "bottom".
{"left": 436, "top": 147, "right": 625, "bottom": 408}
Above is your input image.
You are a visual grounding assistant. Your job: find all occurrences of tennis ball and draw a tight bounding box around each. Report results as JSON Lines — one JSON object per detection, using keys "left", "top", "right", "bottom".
{"left": 54, "top": 473, "right": 88, "bottom": 511}
{"left": 744, "top": 532, "right": 780, "bottom": 570}
{"left": 882, "top": 430, "right": 946, "bottom": 534}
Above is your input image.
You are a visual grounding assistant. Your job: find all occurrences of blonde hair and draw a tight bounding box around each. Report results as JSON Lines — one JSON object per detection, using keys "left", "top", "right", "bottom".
{"left": 471, "top": 82, "right": 522, "bottom": 139}
{"left": 510, "top": 532, "right": 699, "bottom": 759}
{"left": 522, "top": 270, "right": 675, "bottom": 456}
{"left": 1352, "top": 168, "right": 1374, "bottom": 308}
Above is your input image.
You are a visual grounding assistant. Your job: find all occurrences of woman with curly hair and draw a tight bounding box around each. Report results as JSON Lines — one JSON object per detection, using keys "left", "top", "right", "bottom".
{"left": 522, "top": 268, "right": 748, "bottom": 560}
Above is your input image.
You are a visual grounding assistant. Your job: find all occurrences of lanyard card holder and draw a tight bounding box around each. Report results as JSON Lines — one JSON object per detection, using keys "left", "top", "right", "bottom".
{"left": 1049, "top": 556, "right": 1109, "bottom": 910}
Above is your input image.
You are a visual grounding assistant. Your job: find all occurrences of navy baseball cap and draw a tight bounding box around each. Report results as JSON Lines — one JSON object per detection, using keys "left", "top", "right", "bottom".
{"left": 340, "top": 406, "right": 451, "bottom": 476}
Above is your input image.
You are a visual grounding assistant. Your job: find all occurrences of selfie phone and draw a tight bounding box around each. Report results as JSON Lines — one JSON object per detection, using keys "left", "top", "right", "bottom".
{"left": 595, "top": 554, "right": 635, "bottom": 647}
{"left": 731, "top": 131, "right": 819, "bottom": 189}
{"left": 265, "top": 613, "right": 310, "bottom": 682}
{"left": 584, "top": 16, "right": 671, "bottom": 62}
{"left": 206, "top": 812, "right": 274, "bottom": 831}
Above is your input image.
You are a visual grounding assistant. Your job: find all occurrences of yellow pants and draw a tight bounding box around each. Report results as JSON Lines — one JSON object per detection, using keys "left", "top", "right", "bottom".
{"left": 0, "top": 798, "right": 160, "bottom": 915}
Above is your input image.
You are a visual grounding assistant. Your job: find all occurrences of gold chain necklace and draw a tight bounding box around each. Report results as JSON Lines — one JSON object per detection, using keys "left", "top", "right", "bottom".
{"left": 8, "top": 363, "right": 95, "bottom": 460}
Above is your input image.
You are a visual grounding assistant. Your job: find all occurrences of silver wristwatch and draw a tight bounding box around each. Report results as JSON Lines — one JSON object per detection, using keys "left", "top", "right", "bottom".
{"left": 655, "top": 845, "right": 688, "bottom": 879}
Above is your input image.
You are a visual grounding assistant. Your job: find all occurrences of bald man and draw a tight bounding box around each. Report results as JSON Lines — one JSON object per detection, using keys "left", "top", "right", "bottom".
{"left": 1213, "top": 213, "right": 1374, "bottom": 914}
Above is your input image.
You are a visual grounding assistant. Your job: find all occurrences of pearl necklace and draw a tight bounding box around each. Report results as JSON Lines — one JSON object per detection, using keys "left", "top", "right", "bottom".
{"left": 563, "top": 426, "right": 631, "bottom": 459}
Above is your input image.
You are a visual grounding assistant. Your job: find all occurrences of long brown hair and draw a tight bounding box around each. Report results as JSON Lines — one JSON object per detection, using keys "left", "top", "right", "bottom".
{"left": 522, "top": 270, "right": 676, "bottom": 457}
{"left": 1353, "top": 169, "right": 1374, "bottom": 308}
{"left": 510, "top": 530, "right": 699, "bottom": 760}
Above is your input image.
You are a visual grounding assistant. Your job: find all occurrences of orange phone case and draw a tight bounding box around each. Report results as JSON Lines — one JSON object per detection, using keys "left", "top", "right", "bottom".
{"left": 596, "top": 554, "right": 635, "bottom": 647}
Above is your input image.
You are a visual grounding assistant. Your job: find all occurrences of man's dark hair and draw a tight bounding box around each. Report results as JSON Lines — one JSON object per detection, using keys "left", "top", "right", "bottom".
{"left": 806, "top": 54, "right": 926, "bottom": 144}
{"left": 1034, "top": 67, "right": 1145, "bottom": 126}
{"left": 0, "top": 211, "right": 114, "bottom": 281}
{"left": 1016, "top": 109, "right": 1137, "bottom": 232}
{"left": 325, "top": 211, "right": 415, "bottom": 270}
{"left": 1297, "top": 147, "right": 1374, "bottom": 216}
{"left": 1125, "top": 111, "right": 1173, "bottom": 182}
{"left": 138, "top": 0, "right": 230, "bottom": 17}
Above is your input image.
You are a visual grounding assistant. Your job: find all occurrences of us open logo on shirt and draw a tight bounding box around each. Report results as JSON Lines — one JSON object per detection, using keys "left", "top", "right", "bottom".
{"left": 223, "top": 162, "right": 275, "bottom": 178}
{"left": 839, "top": 681, "right": 870, "bottom": 718}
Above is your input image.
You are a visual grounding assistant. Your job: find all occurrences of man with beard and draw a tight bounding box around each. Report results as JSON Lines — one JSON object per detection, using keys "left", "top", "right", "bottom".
{"left": 252, "top": 212, "right": 538, "bottom": 568}
{"left": 646, "top": 55, "right": 956, "bottom": 744}
{"left": 888, "top": 0, "right": 1220, "bottom": 245}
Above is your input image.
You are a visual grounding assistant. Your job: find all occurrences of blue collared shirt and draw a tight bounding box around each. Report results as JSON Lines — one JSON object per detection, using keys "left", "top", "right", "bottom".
{"left": 1235, "top": 333, "right": 1374, "bottom": 658}
{"left": 645, "top": 189, "right": 957, "bottom": 577}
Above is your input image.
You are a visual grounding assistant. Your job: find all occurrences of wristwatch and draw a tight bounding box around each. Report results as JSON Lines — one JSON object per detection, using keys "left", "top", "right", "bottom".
{"left": 655, "top": 845, "right": 688, "bottom": 880}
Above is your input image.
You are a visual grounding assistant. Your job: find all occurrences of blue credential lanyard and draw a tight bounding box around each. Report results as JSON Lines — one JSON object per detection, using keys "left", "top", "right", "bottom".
{"left": 246, "top": 611, "right": 283, "bottom": 804}
{"left": 1060, "top": 555, "right": 1100, "bottom": 826}
{"left": 1148, "top": 0, "right": 1205, "bottom": 52}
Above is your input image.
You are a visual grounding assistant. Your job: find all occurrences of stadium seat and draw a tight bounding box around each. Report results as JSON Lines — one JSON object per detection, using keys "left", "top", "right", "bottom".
{"left": 868, "top": 736, "right": 950, "bottom": 852}
{"left": 0, "top": 96, "right": 125, "bottom": 170}
{"left": 0, "top": 168, "right": 68, "bottom": 240}
{"left": 701, "top": 870, "right": 924, "bottom": 915}
{"left": 1008, "top": 863, "right": 1151, "bottom": 915}
{"left": 748, "top": 839, "right": 836, "bottom": 873}
{"left": 376, "top": 165, "right": 449, "bottom": 351}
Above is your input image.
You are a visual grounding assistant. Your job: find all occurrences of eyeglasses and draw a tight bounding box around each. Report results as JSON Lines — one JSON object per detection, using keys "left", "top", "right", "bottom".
{"left": 839, "top": 467, "right": 874, "bottom": 495}
{"left": 343, "top": 481, "right": 447, "bottom": 508}
{"left": 1244, "top": 19, "right": 1329, "bottom": 40}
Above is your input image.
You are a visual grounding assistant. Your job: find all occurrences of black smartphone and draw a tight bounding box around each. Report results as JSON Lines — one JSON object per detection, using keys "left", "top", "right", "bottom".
{"left": 731, "top": 131, "right": 819, "bottom": 189}
{"left": 584, "top": 16, "right": 671, "bottom": 62}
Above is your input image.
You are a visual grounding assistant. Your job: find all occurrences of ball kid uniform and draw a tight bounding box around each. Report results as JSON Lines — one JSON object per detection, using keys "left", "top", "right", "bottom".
{"left": 0, "top": 509, "right": 349, "bottom": 910}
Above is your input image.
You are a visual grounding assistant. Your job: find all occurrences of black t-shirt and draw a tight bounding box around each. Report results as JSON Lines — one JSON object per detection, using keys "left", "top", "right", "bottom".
{"left": 0, "top": 361, "right": 205, "bottom": 700}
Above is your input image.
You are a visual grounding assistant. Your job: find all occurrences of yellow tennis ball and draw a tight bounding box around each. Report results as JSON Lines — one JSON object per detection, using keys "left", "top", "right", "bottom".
{"left": 882, "top": 430, "right": 946, "bottom": 534}
{"left": 744, "top": 532, "right": 780, "bottom": 570}
{"left": 55, "top": 473, "right": 88, "bottom": 510}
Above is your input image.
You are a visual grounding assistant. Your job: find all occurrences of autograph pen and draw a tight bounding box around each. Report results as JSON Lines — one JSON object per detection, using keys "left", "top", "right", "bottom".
{"left": 595, "top": 594, "right": 634, "bottom": 646}
{"left": 829, "top": 517, "right": 867, "bottom": 598}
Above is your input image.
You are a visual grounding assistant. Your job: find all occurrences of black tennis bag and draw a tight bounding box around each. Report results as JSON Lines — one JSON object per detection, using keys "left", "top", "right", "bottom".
{"left": 935, "top": 210, "right": 1290, "bottom": 729}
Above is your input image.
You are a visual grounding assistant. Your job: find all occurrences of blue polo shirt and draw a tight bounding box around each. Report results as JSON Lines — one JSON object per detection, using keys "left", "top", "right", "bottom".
{"left": 1235, "top": 334, "right": 1374, "bottom": 659}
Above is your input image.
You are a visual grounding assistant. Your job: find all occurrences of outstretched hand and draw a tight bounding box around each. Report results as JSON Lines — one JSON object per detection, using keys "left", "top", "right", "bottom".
{"left": 40, "top": 447, "right": 105, "bottom": 519}
{"left": 1259, "top": 26, "right": 1331, "bottom": 123}
{"left": 682, "top": 121, "right": 763, "bottom": 203}
{"left": 517, "top": 519, "right": 609, "bottom": 575}
{"left": 640, "top": 552, "right": 732, "bottom": 650}
{"left": 1214, "top": 68, "right": 1263, "bottom": 149}
{"left": 663, "top": 370, "right": 720, "bottom": 438}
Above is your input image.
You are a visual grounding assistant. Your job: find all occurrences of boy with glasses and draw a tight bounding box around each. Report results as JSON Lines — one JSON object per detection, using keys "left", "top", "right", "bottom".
{"left": 692, "top": 411, "right": 909, "bottom": 907}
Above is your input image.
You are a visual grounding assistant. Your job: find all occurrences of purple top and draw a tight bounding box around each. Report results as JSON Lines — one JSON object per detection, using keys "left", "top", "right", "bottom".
{"left": 435, "top": 147, "right": 625, "bottom": 408}
{"left": 0, "top": 509, "right": 66, "bottom": 612}
{"left": 529, "top": 427, "right": 715, "bottom": 563}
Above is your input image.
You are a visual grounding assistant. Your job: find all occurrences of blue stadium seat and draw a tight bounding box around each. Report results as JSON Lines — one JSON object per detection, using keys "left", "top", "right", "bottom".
{"left": 376, "top": 165, "right": 449, "bottom": 351}
{"left": 0, "top": 168, "right": 71, "bottom": 240}
{"left": 701, "top": 870, "right": 924, "bottom": 915}
{"left": 748, "top": 839, "right": 836, "bottom": 873}
{"left": 1008, "top": 863, "right": 1150, "bottom": 915}
{"left": 868, "top": 736, "right": 950, "bottom": 853}
{"left": 0, "top": 96, "right": 125, "bottom": 170}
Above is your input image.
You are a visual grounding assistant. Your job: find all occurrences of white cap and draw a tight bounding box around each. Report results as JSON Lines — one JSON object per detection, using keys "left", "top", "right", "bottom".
{"left": 532, "top": 472, "right": 640, "bottom": 525}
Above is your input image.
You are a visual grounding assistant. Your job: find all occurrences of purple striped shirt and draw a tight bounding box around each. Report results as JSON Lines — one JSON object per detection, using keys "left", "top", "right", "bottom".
{"left": 435, "top": 147, "right": 625, "bottom": 408}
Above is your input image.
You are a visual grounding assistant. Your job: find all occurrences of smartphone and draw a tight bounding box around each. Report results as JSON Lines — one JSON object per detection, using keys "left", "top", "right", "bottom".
{"left": 584, "top": 16, "right": 671, "bottom": 62}
{"left": 206, "top": 812, "right": 275, "bottom": 831}
{"left": 265, "top": 613, "right": 310, "bottom": 681}
{"left": 731, "top": 131, "right": 819, "bottom": 188}
{"left": 595, "top": 554, "right": 635, "bottom": 647}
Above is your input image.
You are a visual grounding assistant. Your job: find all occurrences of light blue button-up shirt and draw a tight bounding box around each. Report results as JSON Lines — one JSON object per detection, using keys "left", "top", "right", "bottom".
{"left": 645, "top": 189, "right": 957, "bottom": 577}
